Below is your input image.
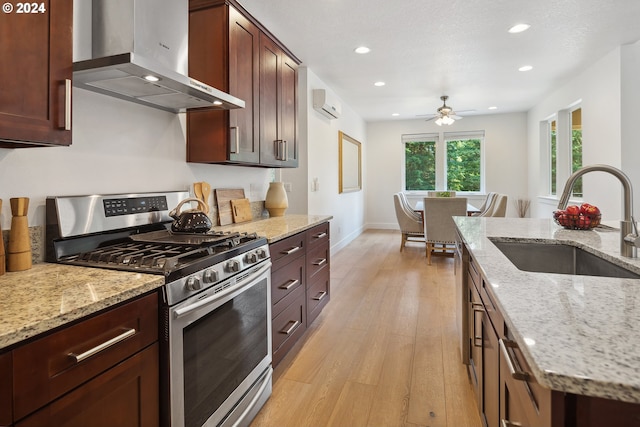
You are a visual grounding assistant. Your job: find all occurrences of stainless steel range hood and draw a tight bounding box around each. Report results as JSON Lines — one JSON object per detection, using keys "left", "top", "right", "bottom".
{"left": 73, "top": 0, "right": 244, "bottom": 113}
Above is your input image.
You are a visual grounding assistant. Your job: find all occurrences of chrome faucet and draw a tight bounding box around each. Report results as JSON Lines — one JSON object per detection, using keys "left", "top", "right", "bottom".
{"left": 557, "top": 164, "right": 637, "bottom": 258}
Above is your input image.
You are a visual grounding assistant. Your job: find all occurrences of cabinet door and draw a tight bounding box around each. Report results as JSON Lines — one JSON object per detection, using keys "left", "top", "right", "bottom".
{"left": 259, "top": 33, "right": 282, "bottom": 167}
{"left": 228, "top": 6, "right": 260, "bottom": 163}
{"left": 0, "top": 351, "right": 11, "bottom": 425}
{"left": 16, "top": 343, "right": 159, "bottom": 427}
{"left": 482, "top": 310, "right": 499, "bottom": 427}
{"left": 0, "top": 0, "right": 72, "bottom": 147}
{"left": 468, "top": 279, "right": 482, "bottom": 411}
{"left": 279, "top": 53, "right": 298, "bottom": 167}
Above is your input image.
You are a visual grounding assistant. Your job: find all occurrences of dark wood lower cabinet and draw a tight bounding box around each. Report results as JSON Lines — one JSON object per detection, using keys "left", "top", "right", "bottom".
{"left": 270, "top": 222, "right": 330, "bottom": 367}
{"left": 463, "top": 245, "right": 640, "bottom": 427}
{"left": 0, "top": 351, "right": 11, "bottom": 426}
{"left": 16, "top": 343, "right": 159, "bottom": 427}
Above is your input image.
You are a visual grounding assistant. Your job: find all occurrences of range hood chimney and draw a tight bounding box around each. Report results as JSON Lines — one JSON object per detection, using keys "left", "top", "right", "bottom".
{"left": 73, "top": 0, "right": 244, "bottom": 113}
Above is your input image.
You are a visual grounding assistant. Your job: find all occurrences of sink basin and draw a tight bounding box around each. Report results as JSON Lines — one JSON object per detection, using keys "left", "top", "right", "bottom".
{"left": 490, "top": 239, "right": 640, "bottom": 279}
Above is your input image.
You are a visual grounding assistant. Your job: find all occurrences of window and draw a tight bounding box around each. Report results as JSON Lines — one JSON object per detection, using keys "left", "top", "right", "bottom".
{"left": 571, "top": 108, "right": 583, "bottom": 197}
{"left": 403, "top": 133, "right": 437, "bottom": 191}
{"left": 546, "top": 104, "right": 582, "bottom": 198}
{"left": 403, "top": 131, "right": 483, "bottom": 192}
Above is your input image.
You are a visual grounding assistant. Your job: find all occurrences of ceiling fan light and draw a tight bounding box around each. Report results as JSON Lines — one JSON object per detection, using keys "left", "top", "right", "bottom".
{"left": 435, "top": 117, "right": 444, "bottom": 126}
{"left": 442, "top": 115, "right": 455, "bottom": 125}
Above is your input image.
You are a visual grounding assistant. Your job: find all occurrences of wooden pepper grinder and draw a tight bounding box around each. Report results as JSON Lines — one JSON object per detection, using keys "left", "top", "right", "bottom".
{"left": 0, "top": 199, "right": 5, "bottom": 276}
{"left": 7, "top": 197, "right": 31, "bottom": 272}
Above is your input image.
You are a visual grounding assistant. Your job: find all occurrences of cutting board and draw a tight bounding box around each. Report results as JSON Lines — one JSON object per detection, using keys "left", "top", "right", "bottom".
{"left": 215, "top": 188, "right": 245, "bottom": 225}
{"left": 231, "top": 198, "right": 252, "bottom": 223}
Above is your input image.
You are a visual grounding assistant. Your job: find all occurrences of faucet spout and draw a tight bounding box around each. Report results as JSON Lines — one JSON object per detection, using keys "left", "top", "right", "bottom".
{"left": 557, "top": 164, "right": 636, "bottom": 258}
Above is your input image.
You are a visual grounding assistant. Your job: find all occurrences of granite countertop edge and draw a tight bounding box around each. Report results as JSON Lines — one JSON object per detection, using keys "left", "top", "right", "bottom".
{"left": 455, "top": 216, "right": 640, "bottom": 404}
{"left": 0, "top": 215, "right": 332, "bottom": 351}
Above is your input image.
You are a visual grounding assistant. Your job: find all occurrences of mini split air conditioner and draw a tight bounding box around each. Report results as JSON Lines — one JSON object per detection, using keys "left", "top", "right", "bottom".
{"left": 312, "top": 89, "right": 341, "bottom": 119}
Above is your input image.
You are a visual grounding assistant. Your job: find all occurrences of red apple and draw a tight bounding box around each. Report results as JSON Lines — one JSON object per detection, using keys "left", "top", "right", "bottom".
{"left": 566, "top": 205, "right": 581, "bottom": 216}
{"left": 581, "top": 203, "right": 601, "bottom": 216}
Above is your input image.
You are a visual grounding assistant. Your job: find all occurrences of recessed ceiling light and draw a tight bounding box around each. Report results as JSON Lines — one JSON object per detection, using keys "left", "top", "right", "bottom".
{"left": 508, "top": 23, "right": 531, "bottom": 33}
{"left": 374, "top": 81, "right": 385, "bottom": 87}
{"left": 354, "top": 46, "right": 371, "bottom": 54}
{"left": 392, "top": 113, "right": 400, "bottom": 116}
{"left": 518, "top": 65, "right": 533, "bottom": 72}
{"left": 488, "top": 106, "right": 498, "bottom": 110}
{"left": 143, "top": 75, "right": 160, "bottom": 82}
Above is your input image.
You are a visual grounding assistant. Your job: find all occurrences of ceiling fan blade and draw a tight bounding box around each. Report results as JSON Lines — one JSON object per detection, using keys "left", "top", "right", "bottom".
{"left": 450, "top": 115, "right": 463, "bottom": 120}
{"left": 424, "top": 116, "right": 438, "bottom": 122}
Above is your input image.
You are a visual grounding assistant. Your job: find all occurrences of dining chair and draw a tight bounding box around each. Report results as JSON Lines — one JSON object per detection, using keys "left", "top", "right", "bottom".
{"left": 477, "top": 193, "right": 500, "bottom": 217}
{"left": 473, "top": 192, "right": 497, "bottom": 216}
{"left": 423, "top": 197, "right": 467, "bottom": 264}
{"left": 397, "top": 192, "right": 422, "bottom": 222}
{"left": 393, "top": 194, "right": 425, "bottom": 252}
{"left": 490, "top": 194, "right": 508, "bottom": 217}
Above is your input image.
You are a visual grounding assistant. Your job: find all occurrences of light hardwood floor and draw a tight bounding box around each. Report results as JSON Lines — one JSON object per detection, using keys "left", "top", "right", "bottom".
{"left": 251, "top": 229, "right": 482, "bottom": 427}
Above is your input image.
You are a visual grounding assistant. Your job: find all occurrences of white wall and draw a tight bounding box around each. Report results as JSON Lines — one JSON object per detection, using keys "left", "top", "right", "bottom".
{"left": 527, "top": 48, "right": 627, "bottom": 221}
{"left": 282, "top": 68, "right": 367, "bottom": 252}
{"left": 0, "top": 89, "right": 272, "bottom": 230}
{"left": 366, "top": 113, "right": 528, "bottom": 229}
{"left": 621, "top": 40, "right": 640, "bottom": 219}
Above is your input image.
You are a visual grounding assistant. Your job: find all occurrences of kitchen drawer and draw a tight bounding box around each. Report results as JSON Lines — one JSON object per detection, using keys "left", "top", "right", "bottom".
{"left": 0, "top": 351, "right": 11, "bottom": 426}
{"left": 499, "top": 335, "right": 551, "bottom": 427}
{"left": 271, "top": 254, "right": 305, "bottom": 311}
{"left": 306, "top": 222, "right": 329, "bottom": 249}
{"left": 15, "top": 343, "right": 159, "bottom": 427}
{"left": 480, "top": 277, "right": 504, "bottom": 335}
{"left": 12, "top": 292, "right": 159, "bottom": 420}
{"left": 272, "top": 286, "right": 305, "bottom": 366}
{"left": 469, "top": 256, "right": 480, "bottom": 288}
{"left": 270, "top": 232, "right": 306, "bottom": 271}
{"left": 306, "top": 242, "right": 329, "bottom": 280}
{"left": 307, "top": 266, "right": 329, "bottom": 326}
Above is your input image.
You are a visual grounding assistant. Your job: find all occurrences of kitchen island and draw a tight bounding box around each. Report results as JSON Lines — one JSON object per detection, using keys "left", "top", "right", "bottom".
{"left": 455, "top": 216, "right": 640, "bottom": 425}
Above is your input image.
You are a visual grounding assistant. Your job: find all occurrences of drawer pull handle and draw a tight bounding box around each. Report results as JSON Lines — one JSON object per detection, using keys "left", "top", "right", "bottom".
{"left": 280, "top": 320, "right": 300, "bottom": 335}
{"left": 279, "top": 279, "right": 299, "bottom": 290}
{"left": 313, "top": 291, "right": 327, "bottom": 301}
{"left": 312, "top": 258, "right": 326, "bottom": 266}
{"left": 68, "top": 328, "right": 136, "bottom": 363}
{"left": 281, "top": 246, "right": 301, "bottom": 255}
{"left": 501, "top": 420, "right": 523, "bottom": 427}
{"left": 230, "top": 126, "right": 239, "bottom": 153}
{"left": 499, "top": 339, "right": 531, "bottom": 381}
{"left": 313, "top": 232, "right": 327, "bottom": 239}
{"left": 472, "top": 306, "right": 484, "bottom": 347}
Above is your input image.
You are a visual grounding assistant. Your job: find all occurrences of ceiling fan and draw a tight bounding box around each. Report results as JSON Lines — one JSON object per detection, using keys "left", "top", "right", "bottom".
{"left": 419, "top": 95, "right": 471, "bottom": 125}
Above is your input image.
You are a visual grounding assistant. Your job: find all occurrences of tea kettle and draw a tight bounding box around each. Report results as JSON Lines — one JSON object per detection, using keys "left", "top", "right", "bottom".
{"left": 169, "top": 198, "right": 212, "bottom": 233}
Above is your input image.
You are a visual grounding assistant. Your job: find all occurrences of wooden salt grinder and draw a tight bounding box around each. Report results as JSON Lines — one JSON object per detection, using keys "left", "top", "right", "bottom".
{"left": 0, "top": 199, "right": 4, "bottom": 276}
{"left": 7, "top": 197, "right": 31, "bottom": 272}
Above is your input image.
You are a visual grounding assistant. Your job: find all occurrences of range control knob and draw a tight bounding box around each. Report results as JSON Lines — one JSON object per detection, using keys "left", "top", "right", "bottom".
{"left": 226, "top": 260, "right": 240, "bottom": 272}
{"left": 203, "top": 269, "right": 219, "bottom": 283}
{"left": 256, "top": 248, "right": 268, "bottom": 259}
{"left": 245, "top": 252, "right": 258, "bottom": 263}
{"left": 185, "top": 276, "right": 202, "bottom": 291}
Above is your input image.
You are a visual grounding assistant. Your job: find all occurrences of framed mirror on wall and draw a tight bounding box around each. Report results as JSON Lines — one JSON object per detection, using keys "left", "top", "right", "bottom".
{"left": 338, "top": 131, "right": 362, "bottom": 193}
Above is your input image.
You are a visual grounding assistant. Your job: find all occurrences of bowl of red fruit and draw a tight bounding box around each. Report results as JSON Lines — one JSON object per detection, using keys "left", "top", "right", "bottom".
{"left": 553, "top": 203, "right": 601, "bottom": 230}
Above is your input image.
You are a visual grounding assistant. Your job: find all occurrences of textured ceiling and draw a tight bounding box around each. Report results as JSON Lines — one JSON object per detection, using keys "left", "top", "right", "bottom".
{"left": 235, "top": 0, "right": 640, "bottom": 122}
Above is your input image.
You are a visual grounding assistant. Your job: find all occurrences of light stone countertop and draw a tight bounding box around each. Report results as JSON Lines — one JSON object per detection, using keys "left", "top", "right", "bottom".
{"left": 212, "top": 214, "right": 333, "bottom": 242}
{"left": 0, "top": 264, "right": 164, "bottom": 350}
{"left": 0, "top": 215, "right": 332, "bottom": 352}
{"left": 454, "top": 217, "right": 640, "bottom": 404}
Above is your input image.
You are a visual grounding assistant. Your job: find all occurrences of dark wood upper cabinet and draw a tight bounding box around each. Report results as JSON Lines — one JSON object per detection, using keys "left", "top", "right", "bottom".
{"left": 0, "top": 0, "right": 73, "bottom": 148}
{"left": 188, "top": 0, "right": 298, "bottom": 168}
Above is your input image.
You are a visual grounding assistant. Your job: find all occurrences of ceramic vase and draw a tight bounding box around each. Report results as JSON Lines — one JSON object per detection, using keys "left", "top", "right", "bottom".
{"left": 265, "top": 182, "right": 288, "bottom": 217}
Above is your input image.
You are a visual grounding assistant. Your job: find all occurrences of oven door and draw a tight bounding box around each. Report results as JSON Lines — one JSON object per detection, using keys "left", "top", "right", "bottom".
{"left": 169, "top": 260, "right": 272, "bottom": 427}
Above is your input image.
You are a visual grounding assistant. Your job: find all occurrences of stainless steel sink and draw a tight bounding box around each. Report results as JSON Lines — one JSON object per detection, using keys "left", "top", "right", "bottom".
{"left": 490, "top": 239, "right": 640, "bottom": 279}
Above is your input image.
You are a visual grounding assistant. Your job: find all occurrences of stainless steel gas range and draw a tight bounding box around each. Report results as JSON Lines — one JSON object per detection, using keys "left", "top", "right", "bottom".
{"left": 46, "top": 191, "right": 273, "bottom": 427}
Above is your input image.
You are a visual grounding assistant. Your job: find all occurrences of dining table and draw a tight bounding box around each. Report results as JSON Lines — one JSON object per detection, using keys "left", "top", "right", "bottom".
{"left": 414, "top": 200, "right": 481, "bottom": 216}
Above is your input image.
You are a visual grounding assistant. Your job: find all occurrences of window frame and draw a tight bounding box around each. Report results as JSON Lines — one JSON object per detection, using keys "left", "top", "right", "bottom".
{"left": 402, "top": 130, "right": 485, "bottom": 194}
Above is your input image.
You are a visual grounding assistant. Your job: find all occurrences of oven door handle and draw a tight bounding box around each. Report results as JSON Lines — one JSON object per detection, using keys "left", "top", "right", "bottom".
{"left": 174, "top": 261, "right": 271, "bottom": 319}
